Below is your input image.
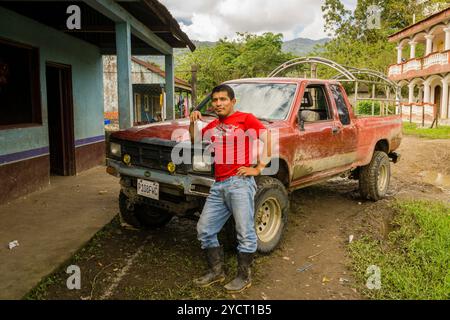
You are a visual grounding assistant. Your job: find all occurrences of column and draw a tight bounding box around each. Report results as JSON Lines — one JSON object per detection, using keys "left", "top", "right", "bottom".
{"left": 441, "top": 80, "right": 449, "bottom": 119}
{"left": 396, "top": 45, "right": 403, "bottom": 64}
{"left": 165, "top": 54, "right": 175, "bottom": 120}
{"left": 418, "top": 87, "right": 423, "bottom": 103}
{"left": 423, "top": 82, "right": 431, "bottom": 103}
{"left": 444, "top": 27, "right": 450, "bottom": 51}
{"left": 408, "top": 83, "right": 415, "bottom": 103}
{"left": 425, "top": 34, "right": 435, "bottom": 55}
{"left": 115, "top": 22, "right": 133, "bottom": 129}
{"left": 409, "top": 41, "right": 417, "bottom": 59}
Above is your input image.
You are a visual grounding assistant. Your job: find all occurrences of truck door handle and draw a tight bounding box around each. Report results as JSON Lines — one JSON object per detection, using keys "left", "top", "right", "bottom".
{"left": 332, "top": 127, "right": 341, "bottom": 134}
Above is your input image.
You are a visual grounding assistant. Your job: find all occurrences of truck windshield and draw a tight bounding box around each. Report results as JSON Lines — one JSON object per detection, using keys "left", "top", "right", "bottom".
{"left": 196, "top": 83, "right": 297, "bottom": 120}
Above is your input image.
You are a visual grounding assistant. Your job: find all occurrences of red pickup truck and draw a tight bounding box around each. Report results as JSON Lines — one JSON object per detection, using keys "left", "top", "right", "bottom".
{"left": 107, "top": 78, "right": 402, "bottom": 253}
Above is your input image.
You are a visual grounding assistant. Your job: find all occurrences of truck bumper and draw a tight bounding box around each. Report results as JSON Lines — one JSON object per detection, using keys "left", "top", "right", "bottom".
{"left": 107, "top": 158, "right": 214, "bottom": 197}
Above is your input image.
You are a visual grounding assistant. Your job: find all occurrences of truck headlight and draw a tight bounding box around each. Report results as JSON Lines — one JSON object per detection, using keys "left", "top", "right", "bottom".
{"left": 192, "top": 154, "right": 212, "bottom": 172}
{"left": 110, "top": 142, "right": 121, "bottom": 157}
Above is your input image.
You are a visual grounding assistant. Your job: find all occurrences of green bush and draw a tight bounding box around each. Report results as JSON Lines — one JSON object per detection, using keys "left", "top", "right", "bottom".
{"left": 356, "top": 100, "right": 396, "bottom": 115}
{"left": 357, "top": 100, "right": 380, "bottom": 115}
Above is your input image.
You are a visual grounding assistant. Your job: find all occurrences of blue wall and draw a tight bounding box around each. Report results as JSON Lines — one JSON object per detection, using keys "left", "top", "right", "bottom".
{"left": 0, "top": 7, "right": 104, "bottom": 160}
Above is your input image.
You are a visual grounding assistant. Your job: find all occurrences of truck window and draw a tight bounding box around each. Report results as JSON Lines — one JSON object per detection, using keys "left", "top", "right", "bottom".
{"left": 299, "top": 85, "right": 332, "bottom": 122}
{"left": 330, "top": 84, "right": 350, "bottom": 125}
{"left": 196, "top": 83, "right": 297, "bottom": 120}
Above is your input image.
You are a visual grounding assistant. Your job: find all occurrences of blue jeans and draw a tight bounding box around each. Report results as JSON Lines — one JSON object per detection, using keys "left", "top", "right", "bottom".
{"left": 197, "top": 175, "right": 258, "bottom": 253}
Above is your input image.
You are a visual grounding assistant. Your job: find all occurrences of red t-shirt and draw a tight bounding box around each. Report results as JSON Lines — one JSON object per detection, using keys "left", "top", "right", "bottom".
{"left": 201, "top": 111, "right": 266, "bottom": 182}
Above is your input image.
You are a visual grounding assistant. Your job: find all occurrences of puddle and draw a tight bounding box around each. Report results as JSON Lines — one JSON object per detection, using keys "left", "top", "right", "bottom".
{"left": 418, "top": 171, "right": 450, "bottom": 188}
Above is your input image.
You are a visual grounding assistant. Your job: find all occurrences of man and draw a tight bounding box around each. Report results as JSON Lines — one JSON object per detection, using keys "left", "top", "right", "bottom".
{"left": 189, "top": 84, "right": 270, "bottom": 293}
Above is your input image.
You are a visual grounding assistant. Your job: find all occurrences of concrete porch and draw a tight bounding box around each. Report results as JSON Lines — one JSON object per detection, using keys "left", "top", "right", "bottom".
{"left": 0, "top": 166, "right": 120, "bottom": 299}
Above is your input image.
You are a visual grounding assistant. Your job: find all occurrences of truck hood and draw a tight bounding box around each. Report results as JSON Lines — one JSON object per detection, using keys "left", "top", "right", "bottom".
{"left": 110, "top": 117, "right": 213, "bottom": 142}
{"left": 110, "top": 116, "right": 286, "bottom": 143}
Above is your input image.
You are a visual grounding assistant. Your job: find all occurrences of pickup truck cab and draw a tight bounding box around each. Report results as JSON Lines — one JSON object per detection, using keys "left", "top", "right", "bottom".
{"left": 107, "top": 78, "right": 402, "bottom": 253}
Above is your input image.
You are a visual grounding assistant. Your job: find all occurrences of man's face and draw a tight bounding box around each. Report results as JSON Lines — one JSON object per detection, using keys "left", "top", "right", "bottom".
{"left": 211, "top": 90, "right": 236, "bottom": 118}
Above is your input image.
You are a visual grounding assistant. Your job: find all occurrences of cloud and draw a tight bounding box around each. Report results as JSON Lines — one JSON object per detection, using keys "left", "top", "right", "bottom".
{"left": 160, "top": 0, "right": 358, "bottom": 41}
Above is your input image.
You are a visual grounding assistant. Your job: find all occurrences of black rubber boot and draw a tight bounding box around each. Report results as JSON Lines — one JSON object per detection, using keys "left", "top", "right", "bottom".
{"left": 193, "top": 246, "right": 226, "bottom": 287}
{"left": 224, "top": 252, "right": 254, "bottom": 293}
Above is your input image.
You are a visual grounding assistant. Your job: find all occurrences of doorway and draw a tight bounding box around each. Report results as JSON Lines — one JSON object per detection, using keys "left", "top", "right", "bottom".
{"left": 434, "top": 85, "right": 441, "bottom": 117}
{"left": 45, "top": 62, "right": 75, "bottom": 176}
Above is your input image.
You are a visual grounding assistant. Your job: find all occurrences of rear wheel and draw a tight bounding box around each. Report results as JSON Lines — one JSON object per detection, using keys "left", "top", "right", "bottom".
{"left": 119, "top": 191, "right": 173, "bottom": 229}
{"left": 359, "top": 151, "right": 391, "bottom": 201}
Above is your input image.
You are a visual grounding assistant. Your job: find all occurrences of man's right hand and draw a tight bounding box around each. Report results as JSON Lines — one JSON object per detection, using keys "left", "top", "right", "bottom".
{"left": 190, "top": 110, "right": 203, "bottom": 123}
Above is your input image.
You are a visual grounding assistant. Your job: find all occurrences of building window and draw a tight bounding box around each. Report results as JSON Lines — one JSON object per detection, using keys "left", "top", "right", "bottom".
{"left": 0, "top": 38, "right": 41, "bottom": 128}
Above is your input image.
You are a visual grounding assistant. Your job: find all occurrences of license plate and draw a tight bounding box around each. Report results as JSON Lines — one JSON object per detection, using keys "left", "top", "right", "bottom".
{"left": 137, "top": 179, "right": 159, "bottom": 200}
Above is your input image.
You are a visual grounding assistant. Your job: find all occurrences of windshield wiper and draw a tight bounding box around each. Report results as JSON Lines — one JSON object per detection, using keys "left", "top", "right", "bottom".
{"left": 258, "top": 118, "right": 274, "bottom": 123}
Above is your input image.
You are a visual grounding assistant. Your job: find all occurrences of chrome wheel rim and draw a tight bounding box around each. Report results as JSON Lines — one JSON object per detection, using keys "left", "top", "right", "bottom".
{"left": 377, "top": 163, "right": 389, "bottom": 192}
{"left": 255, "top": 197, "right": 282, "bottom": 242}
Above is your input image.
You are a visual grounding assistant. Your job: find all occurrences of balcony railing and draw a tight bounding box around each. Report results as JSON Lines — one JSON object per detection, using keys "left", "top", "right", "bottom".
{"left": 388, "top": 50, "right": 450, "bottom": 77}
{"left": 403, "top": 58, "right": 421, "bottom": 72}
{"left": 423, "top": 51, "right": 449, "bottom": 69}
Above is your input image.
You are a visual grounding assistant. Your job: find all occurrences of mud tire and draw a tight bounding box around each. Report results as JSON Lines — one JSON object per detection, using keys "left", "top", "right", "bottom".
{"left": 359, "top": 151, "right": 391, "bottom": 201}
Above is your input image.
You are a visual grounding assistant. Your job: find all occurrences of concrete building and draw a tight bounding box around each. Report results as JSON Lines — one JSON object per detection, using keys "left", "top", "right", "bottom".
{"left": 388, "top": 7, "right": 450, "bottom": 125}
{"left": 103, "top": 56, "right": 192, "bottom": 125}
{"left": 0, "top": 1, "right": 194, "bottom": 204}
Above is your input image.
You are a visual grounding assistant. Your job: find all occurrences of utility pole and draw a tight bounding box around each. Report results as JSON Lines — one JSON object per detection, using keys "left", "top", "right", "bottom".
{"left": 310, "top": 63, "right": 317, "bottom": 78}
{"left": 191, "top": 64, "right": 198, "bottom": 109}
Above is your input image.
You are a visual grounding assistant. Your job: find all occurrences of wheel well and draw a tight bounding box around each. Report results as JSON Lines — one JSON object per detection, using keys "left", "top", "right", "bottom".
{"left": 375, "top": 139, "right": 389, "bottom": 154}
{"left": 267, "top": 158, "right": 289, "bottom": 187}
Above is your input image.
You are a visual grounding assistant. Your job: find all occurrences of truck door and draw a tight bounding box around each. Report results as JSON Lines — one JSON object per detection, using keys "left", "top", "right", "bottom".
{"left": 291, "top": 83, "right": 342, "bottom": 182}
{"left": 328, "top": 84, "right": 358, "bottom": 167}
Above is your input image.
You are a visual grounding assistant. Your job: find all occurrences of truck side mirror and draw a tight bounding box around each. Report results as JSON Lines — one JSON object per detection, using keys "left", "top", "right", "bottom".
{"left": 297, "top": 111, "right": 305, "bottom": 131}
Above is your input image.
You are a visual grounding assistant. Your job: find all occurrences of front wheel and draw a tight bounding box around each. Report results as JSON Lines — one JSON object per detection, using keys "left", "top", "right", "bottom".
{"left": 254, "top": 177, "right": 289, "bottom": 253}
{"left": 359, "top": 151, "right": 391, "bottom": 201}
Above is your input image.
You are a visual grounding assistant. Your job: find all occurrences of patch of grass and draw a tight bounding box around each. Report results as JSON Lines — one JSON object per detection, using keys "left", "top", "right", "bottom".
{"left": 349, "top": 200, "right": 450, "bottom": 300}
{"left": 403, "top": 122, "right": 450, "bottom": 139}
{"left": 24, "top": 274, "right": 61, "bottom": 300}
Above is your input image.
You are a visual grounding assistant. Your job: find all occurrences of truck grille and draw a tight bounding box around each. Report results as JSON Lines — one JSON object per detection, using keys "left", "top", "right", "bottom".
{"left": 121, "top": 140, "right": 188, "bottom": 174}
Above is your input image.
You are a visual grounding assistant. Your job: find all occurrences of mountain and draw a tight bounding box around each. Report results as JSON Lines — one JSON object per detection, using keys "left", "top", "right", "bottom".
{"left": 180, "top": 37, "right": 330, "bottom": 56}
{"left": 281, "top": 37, "right": 329, "bottom": 55}
{"left": 142, "top": 37, "right": 330, "bottom": 68}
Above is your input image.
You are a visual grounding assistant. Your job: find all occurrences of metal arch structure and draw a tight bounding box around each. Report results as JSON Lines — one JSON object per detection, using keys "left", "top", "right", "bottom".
{"left": 268, "top": 56, "right": 404, "bottom": 116}
{"left": 267, "top": 56, "right": 357, "bottom": 81}
{"left": 333, "top": 67, "right": 398, "bottom": 88}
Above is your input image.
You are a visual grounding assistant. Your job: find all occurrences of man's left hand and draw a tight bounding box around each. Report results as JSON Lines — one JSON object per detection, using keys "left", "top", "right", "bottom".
{"left": 236, "top": 166, "right": 260, "bottom": 176}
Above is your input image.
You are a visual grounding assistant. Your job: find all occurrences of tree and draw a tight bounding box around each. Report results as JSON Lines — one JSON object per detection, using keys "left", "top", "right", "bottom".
{"left": 317, "top": 0, "right": 449, "bottom": 78}
{"left": 175, "top": 33, "right": 295, "bottom": 103}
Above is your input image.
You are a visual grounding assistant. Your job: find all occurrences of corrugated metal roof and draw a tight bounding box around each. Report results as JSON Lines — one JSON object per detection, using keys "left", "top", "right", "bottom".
{"left": 132, "top": 57, "right": 191, "bottom": 89}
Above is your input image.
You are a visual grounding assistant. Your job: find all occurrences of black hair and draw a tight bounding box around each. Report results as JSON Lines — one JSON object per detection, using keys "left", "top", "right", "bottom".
{"left": 211, "top": 84, "right": 235, "bottom": 100}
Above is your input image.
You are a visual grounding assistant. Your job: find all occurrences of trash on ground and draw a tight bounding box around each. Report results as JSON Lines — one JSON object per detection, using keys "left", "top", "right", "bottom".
{"left": 297, "top": 263, "right": 313, "bottom": 272}
{"left": 282, "top": 256, "right": 290, "bottom": 261}
{"left": 349, "top": 235, "right": 354, "bottom": 243}
{"left": 8, "top": 240, "right": 19, "bottom": 250}
{"left": 339, "top": 277, "right": 350, "bottom": 283}
{"left": 98, "top": 190, "right": 108, "bottom": 195}
{"left": 322, "top": 276, "right": 331, "bottom": 283}
{"left": 308, "top": 250, "right": 325, "bottom": 259}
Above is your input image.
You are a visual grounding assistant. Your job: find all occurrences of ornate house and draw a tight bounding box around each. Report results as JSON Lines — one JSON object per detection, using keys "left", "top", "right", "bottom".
{"left": 388, "top": 7, "right": 450, "bottom": 125}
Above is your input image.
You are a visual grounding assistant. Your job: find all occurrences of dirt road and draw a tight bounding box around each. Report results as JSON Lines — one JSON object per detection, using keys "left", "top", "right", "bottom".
{"left": 28, "top": 136, "right": 450, "bottom": 300}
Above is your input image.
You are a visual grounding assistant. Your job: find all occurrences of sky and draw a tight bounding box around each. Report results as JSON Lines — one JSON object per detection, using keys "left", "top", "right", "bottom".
{"left": 159, "top": 0, "right": 357, "bottom": 42}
